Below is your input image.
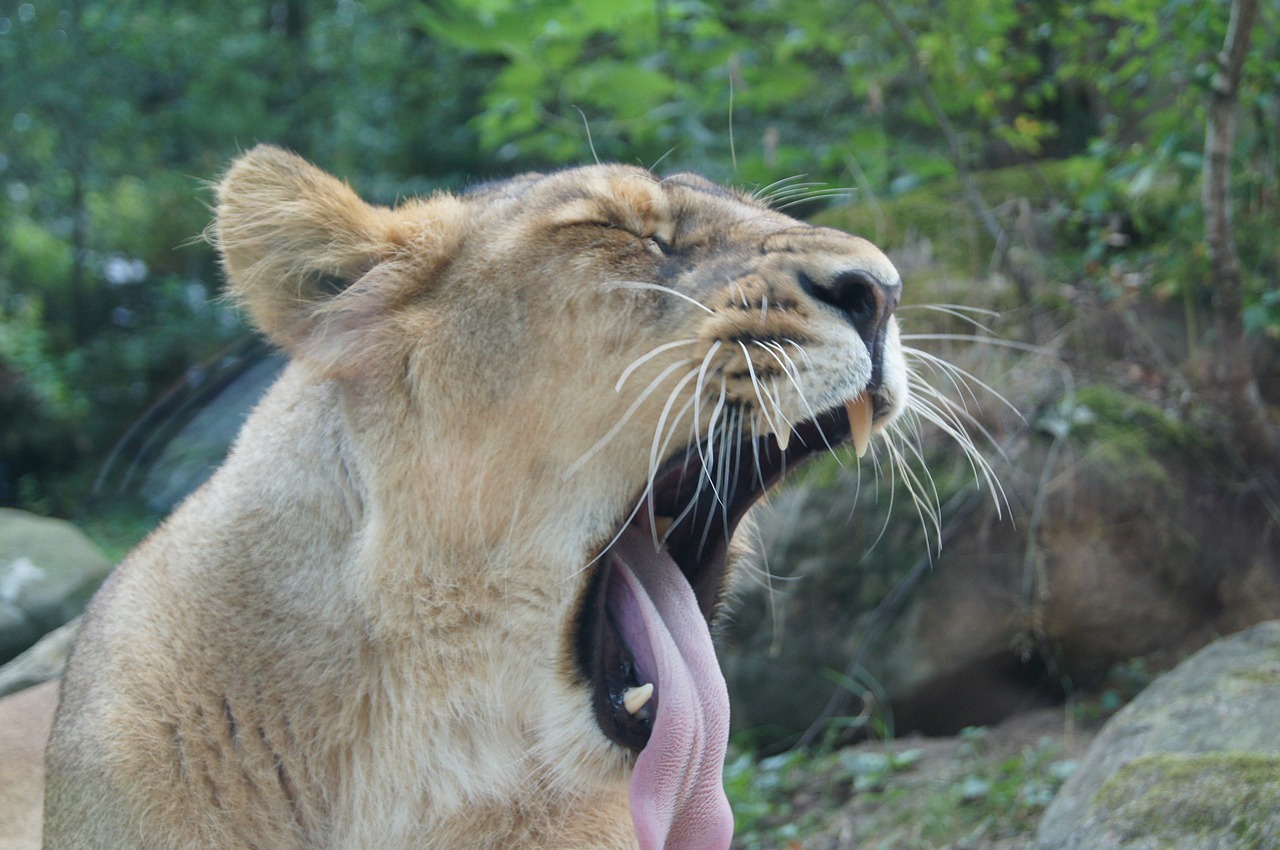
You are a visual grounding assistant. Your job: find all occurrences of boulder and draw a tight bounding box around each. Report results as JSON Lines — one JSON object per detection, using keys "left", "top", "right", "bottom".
{"left": 0, "top": 600, "right": 38, "bottom": 664}
{"left": 138, "top": 354, "right": 283, "bottom": 511}
{"left": 0, "top": 616, "right": 79, "bottom": 698}
{"left": 1036, "top": 620, "right": 1280, "bottom": 850}
{"left": 0, "top": 509, "right": 110, "bottom": 664}
{"left": 721, "top": 403, "right": 1280, "bottom": 743}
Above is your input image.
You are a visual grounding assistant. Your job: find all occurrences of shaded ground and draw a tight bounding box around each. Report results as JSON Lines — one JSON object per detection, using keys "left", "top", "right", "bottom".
{"left": 729, "top": 707, "right": 1097, "bottom": 850}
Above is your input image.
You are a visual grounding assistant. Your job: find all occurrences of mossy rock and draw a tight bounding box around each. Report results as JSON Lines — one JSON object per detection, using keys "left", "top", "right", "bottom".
{"left": 1069, "top": 384, "right": 1207, "bottom": 456}
{"left": 0, "top": 509, "right": 110, "bottom": 664}
{"left": 1037, "top": 621, "right": 1280, "bottom": 849}
{"left": 1093, "top": 752, "right": 1280, "bottom": 849}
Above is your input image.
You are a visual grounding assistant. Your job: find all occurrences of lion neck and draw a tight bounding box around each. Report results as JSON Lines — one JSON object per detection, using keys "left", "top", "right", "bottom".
{"left": 171, "top": 363, "right": 624, "bottom": 843}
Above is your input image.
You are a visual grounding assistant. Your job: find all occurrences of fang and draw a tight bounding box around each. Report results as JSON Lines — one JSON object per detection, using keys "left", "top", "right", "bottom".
{"left": 623, "top": 683, "right": 654, "bottom": 716}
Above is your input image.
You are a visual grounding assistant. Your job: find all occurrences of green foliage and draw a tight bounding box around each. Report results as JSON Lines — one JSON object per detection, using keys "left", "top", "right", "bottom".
{"left": 723, "top": 728, "right": 1076, "bottom": 848}
{"left": 862, "top": 732, "right": 1077, "bottom": 845}
{"left": 3, "top": 217, "right": 75, "bottom": 292}
{"left": 0, "top": 0, "right": 1276, "bottom": 516}
{"left": 1245, "top": 288, "right": 1280, "bottom": 339}
{"left": 942, "top": 729, "right": 1076, "bottom": 836}
{"left": 815, "top": 158, "right": 1090, "bottom": 278}
{"left": 0, "top": 302, "right": 77, "bottom": 458}
{"left": 1066, "top": 384, "right": 1207, "bottom": 456}
{"left": 76, "top": 500, "right": 164, "bottom": 566}
{"left": 1054, "top": 2, "right": 1279, "bottom": 314}
{"left": 0, "top": 0, "right": 495, "bottom": 510}
{"left": 723, "top": 745, "right": 924, "bottom": 850}
{"left": 1073, "top": 657, "right": 1157, "bottom": 725}
{"left": 0, "top": 297, "right": 84, "bottom": 511}
{"left": 417, "top": 0, "right": 1096, "bottom": 188}
{"left": 723, "top": 748, "right": 814, "bottom": 849}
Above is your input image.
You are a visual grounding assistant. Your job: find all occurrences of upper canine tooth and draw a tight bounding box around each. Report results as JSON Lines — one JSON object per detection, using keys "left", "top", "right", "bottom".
{"left": 623, "top": 683, "right": 654, "bottom": 716}
{"left": 847, "top": 392, "right": 873, "bottom": 458}
{"left": 653, "top": 516, "right": 674, "bottom": 539}
{"left": 775, "top": 426, "right": 792, "bottom": 452}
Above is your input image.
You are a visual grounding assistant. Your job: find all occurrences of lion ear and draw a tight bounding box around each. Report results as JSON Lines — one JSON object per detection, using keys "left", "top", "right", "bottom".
{"left": 214, "top": 145, "right": 393, "bottom": 354}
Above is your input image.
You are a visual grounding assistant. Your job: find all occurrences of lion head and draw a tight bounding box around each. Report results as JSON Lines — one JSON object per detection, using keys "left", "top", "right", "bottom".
{"left": 215, "top": 146, "right": 908, "bottom": 848}
{"left": 45, "top": 146, "right": 910, "bottom": 850}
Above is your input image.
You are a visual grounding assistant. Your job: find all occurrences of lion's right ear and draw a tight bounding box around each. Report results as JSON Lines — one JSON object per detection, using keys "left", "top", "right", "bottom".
{"left": 214, "top": 145, "right": 394, "bottom": 354}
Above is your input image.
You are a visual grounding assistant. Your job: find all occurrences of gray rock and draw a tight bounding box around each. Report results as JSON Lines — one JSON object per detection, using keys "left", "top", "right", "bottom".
{"left": 0, "top": 599, "right": 38, "bottom": 663}
{"left": 721, "top": 421, "right": 1280, "bottom": 744}
{"left": 1036, "top": 620, "right": 1280, "bottom": 850}
{"left": 139, "top": 354, "right": 283, "bottom": 511}
{"left": 0, "top": 509, "right": 110, "bottom": 663}
{"left": 0, "top": 616, "right": 79, "bottom": 697}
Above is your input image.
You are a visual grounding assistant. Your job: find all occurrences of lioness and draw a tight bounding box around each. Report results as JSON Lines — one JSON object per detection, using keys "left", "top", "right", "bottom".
{"left": 38, "top": 146, "right": 908, "bottom": 849}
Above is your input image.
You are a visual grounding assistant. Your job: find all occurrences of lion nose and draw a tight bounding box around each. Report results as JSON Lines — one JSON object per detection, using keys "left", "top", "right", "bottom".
{"left": 797, "top": 267, "right": 901, "bottom": 385}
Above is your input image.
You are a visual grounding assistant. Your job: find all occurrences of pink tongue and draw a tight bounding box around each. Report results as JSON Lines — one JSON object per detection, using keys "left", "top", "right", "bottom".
{"left": 607, "top": 525, "right": 733, "bottom": 850}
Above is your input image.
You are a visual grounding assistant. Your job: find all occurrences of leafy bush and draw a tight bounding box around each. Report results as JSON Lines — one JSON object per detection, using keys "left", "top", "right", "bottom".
{"left": 1, "top": 0, "right": 1275, "bottom": 516}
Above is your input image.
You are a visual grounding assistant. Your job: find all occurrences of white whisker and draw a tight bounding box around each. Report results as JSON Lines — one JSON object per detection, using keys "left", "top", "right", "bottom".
{"left": 603, "top": 280, "right": 714, "bottom": 314}
{"left": 899, "top": 302, "right": 1001, "bottom": 334}
{"left": 898, "top": 333, "right": 1047, "bottom": 356}
{"left": 907, "top": 349, "right": 985, "bottom": 411}
{"left": 699, "top": 378, "right": 729, "bottom": 508}
{"left": 616, "top": 338, "right": 698, "bottom": 392}
{"left": 738, "top": 342, "right": 781, "bottom": 441}
{"left": 752, "top": 174, "right": 812, "bottom": 202}
{"left": 883, "top": 434, "right": 943, "bottom": 549}
{"left": 904, "top": 345, "right": 1022, "bottom": 422}
{"left": 755, "top": 341, "right": 828, "bottom": 450}
{"left": 906, "top": 370, "right": 1007, "bottom": 458}
{"left": 901, "top": 302, "right": 1001, "bottom": 318}
{"left": 725, "top": 406, "right": 744, "bottom": 535}
{"left": 563, "top": 357, "right": 694, "bottom": 480}
{"left": 692, "top": 342, "right": 722, "bottom": 423}
{"left": 903, "top": 381, "right": 1007, "bottom": 516}
{"left": 648, "top": 145, "right": 681, "bottom": 173}
{"left": 645, "top": 368, "right": 701, "bottom": 537}
{"left": 750, "top": 408, "right": 767, "bottom": 492}
{"left": 772, "top": 189, "right": 857, "bottom": 211}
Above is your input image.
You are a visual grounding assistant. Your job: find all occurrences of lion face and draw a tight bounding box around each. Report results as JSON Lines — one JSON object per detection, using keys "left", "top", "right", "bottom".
{"left": 216, "top": 147, "right": 907, "bottom": 849}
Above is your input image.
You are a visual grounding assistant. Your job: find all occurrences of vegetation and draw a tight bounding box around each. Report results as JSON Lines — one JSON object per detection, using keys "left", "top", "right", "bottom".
{"left": 1, "top": 0, "right": 1276, "bottom": 513}
{"left": 725, "top": 723, "right": 1079, "bottom": 849}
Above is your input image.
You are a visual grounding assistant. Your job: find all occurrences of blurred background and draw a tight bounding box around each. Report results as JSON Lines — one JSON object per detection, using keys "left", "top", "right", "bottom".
{"left": 1, "top": 0, "right": 1279, "bottom": 843}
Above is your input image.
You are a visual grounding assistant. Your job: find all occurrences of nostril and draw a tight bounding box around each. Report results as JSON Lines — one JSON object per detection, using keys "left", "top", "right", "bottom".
{"left": 829, "top": 271, "right": 880, "bottom": 326}
{"left": 797, "top": 270, "right": 881, "bottom": 334}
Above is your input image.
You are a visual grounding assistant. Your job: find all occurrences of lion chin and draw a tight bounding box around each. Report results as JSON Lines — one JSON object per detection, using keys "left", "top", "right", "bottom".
{"left": 16, "top": 145, "right": 908, "bottom": 850}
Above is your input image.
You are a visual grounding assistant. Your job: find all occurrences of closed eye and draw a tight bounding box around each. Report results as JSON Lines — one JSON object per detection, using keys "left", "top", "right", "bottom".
{"left": 646, "top": 234, "right": 674, "bottom": 256}
{"left": 585, "top": 221, "right": 675, "bottom": 257}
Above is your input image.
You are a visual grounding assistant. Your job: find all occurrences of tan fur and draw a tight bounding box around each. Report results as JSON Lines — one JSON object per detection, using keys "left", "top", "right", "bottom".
{"left": 19, "top": 146, "right": 908, "bottom": 849}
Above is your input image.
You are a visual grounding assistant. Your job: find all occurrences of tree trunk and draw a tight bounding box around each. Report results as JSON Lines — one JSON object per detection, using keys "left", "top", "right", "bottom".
{"left": 1202, "top": 0, "right": 1278, "bottom": 468}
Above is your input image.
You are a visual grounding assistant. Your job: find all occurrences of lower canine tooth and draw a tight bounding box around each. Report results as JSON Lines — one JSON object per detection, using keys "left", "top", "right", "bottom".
{"left": 847, "top": 392, "right": 873, "bottom": 458}
{"left": 623, "top": 683, "right": 654, "bottom": 715}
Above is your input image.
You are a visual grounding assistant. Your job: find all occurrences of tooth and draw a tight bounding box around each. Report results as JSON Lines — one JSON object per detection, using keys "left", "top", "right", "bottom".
{"left": 623, "top": 683, "right": 654, "bottom": 716}
{"left": 775, "top": 426, "right": 792, "bottom": 452}
{"left": 653, "top": 516, "right": 673, "bottom": 539}
{"left": 847, "top": 392, "right": 873, "bottom": 458}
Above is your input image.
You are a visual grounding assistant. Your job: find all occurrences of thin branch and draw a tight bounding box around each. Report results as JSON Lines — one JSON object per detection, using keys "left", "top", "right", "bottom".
{"left": 1202, "top": 0, "right": 1277, "bottom": 469}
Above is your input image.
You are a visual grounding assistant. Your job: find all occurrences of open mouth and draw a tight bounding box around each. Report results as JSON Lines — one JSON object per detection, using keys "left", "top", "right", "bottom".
{"left": 573, "top": 391, "right": 875, "bottom": 850}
